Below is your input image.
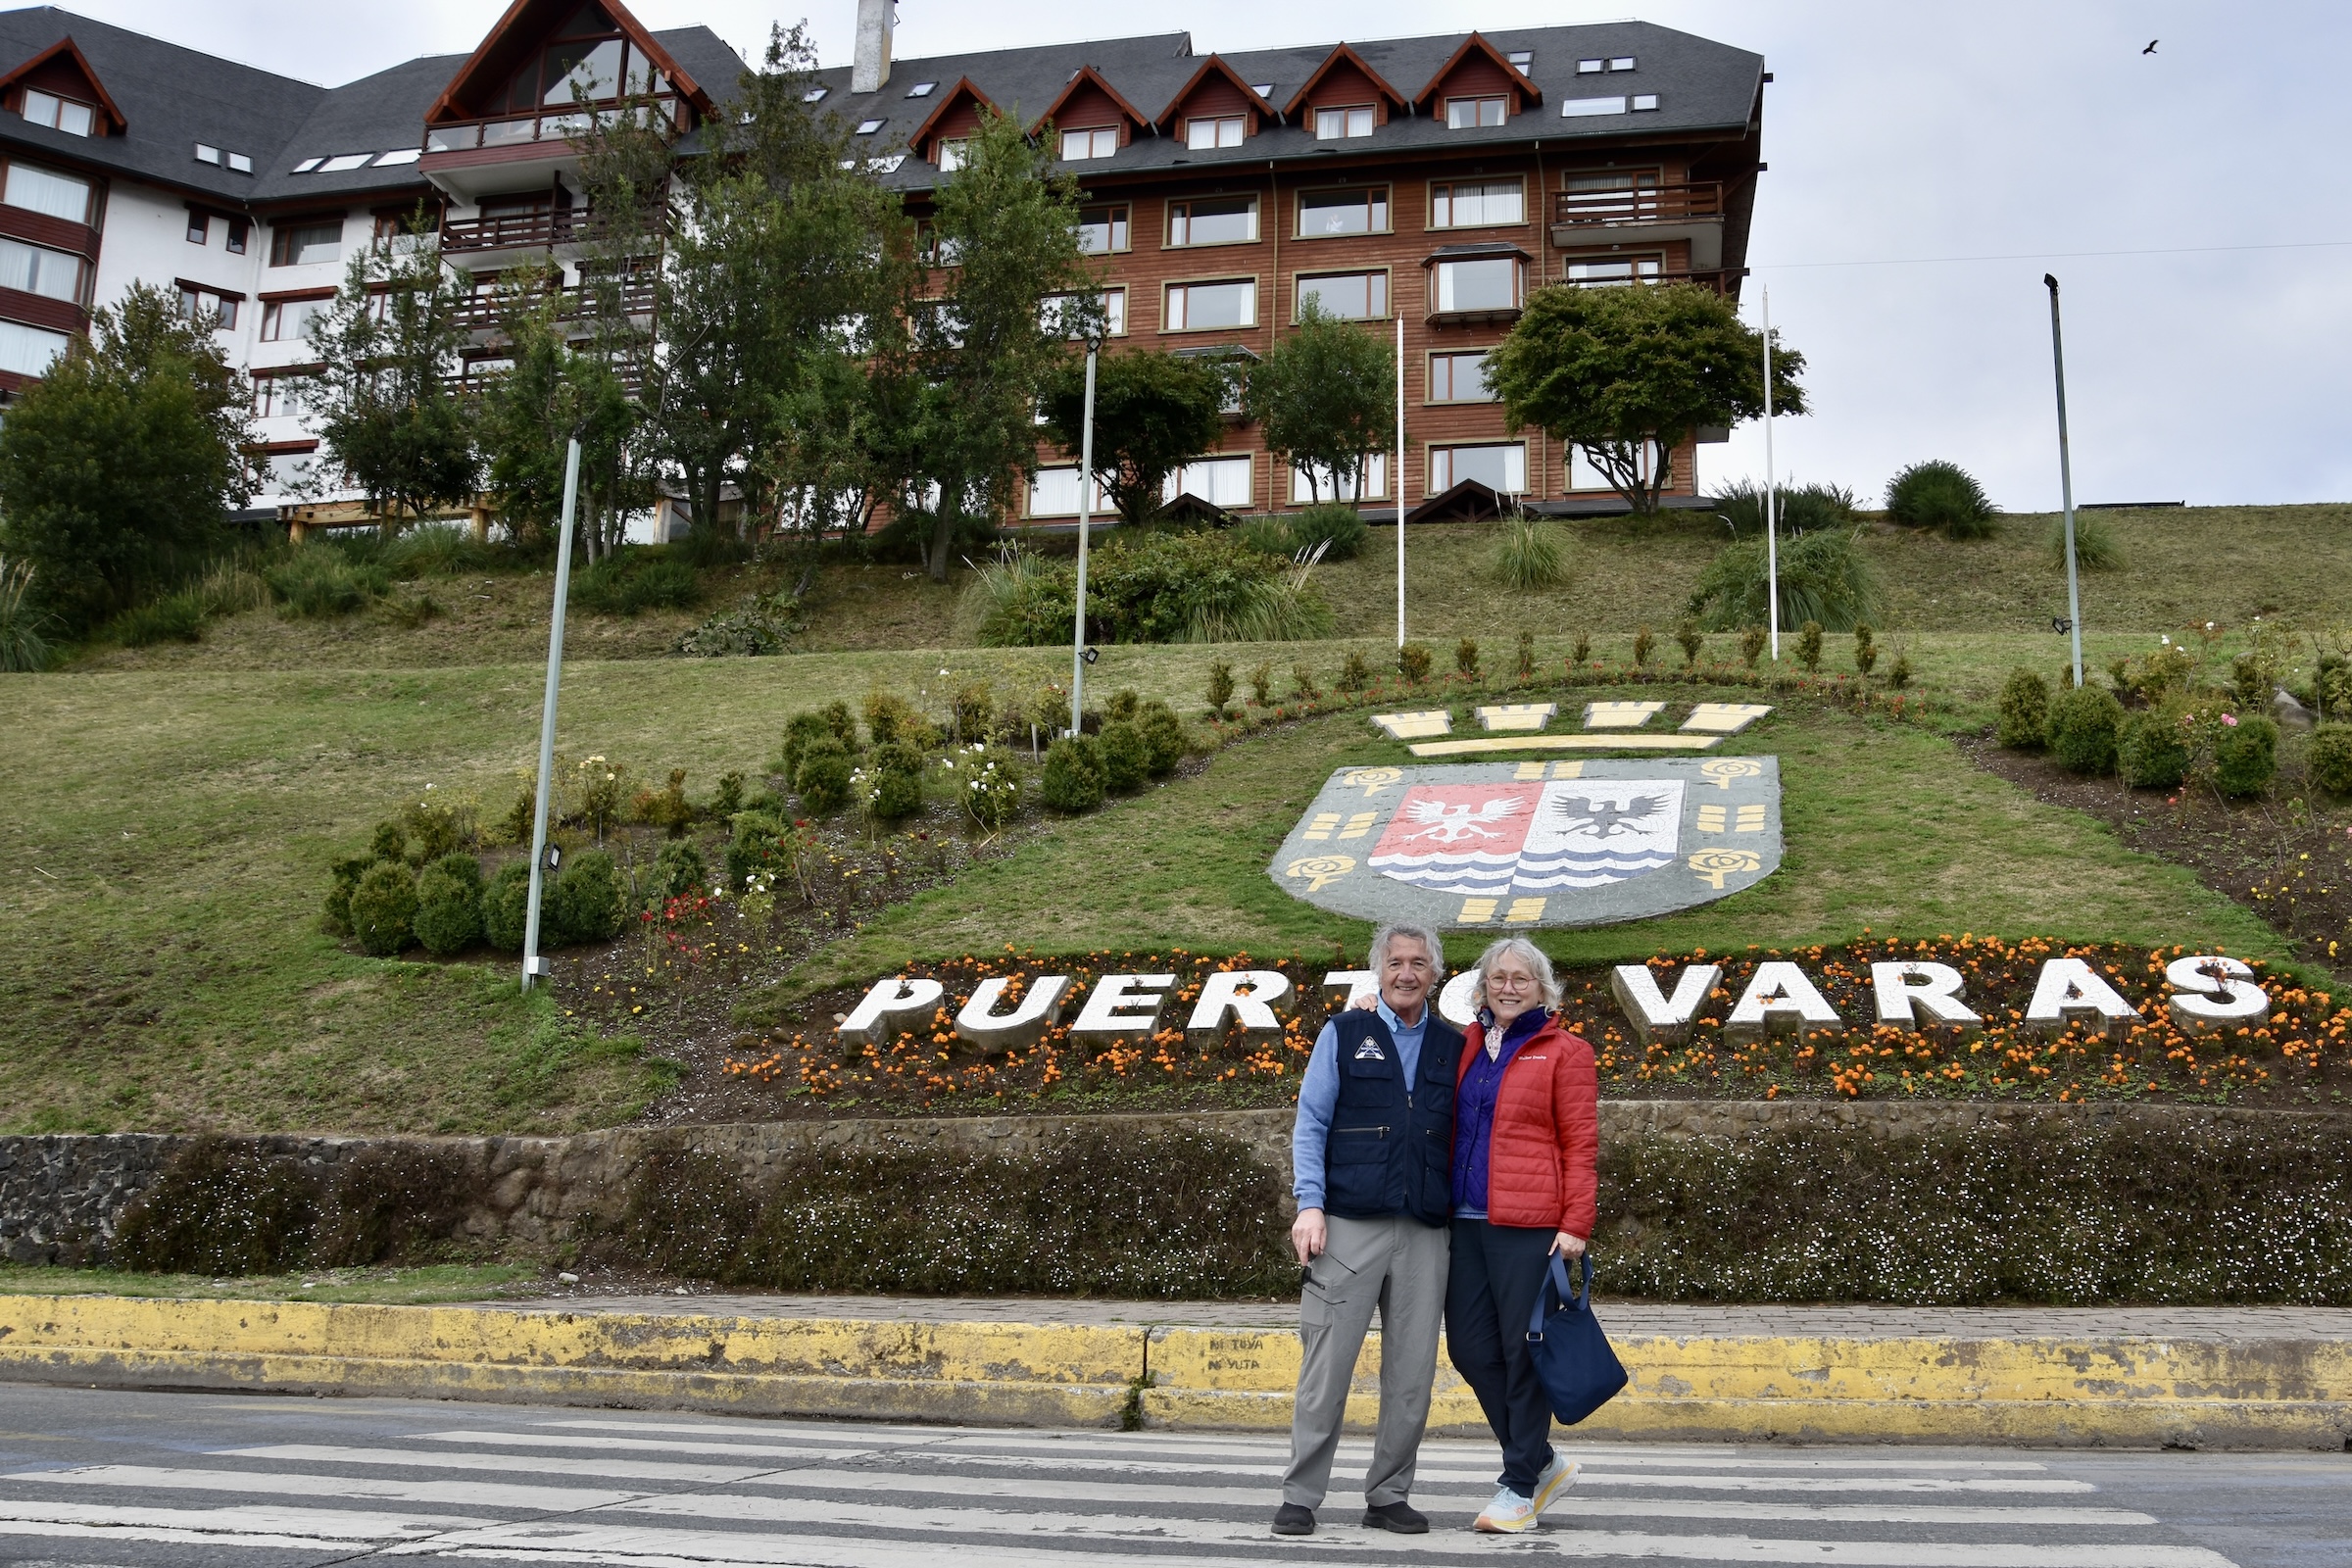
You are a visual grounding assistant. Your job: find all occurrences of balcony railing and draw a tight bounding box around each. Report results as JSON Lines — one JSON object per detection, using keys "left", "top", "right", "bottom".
{"left": 440, "top": 209, "right": 584, "bottom": 255}
{"left": 1552, "top": 181, "right": 1726, "bottom": 229}
{"left": 423, "top": 98, "right": 687, "bottom": 157}
{"left": 1561, "top": 267, "right": 1748, "bottom": 297}
{"left": 452, "top": 276, "right": 657, "bottom": 329}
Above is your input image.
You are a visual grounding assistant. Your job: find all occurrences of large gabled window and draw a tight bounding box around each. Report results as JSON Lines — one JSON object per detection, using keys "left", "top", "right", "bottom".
{"left": 21, "top": 89, "right": 93, "bottom": 136}
{"left": 1059, "top": 125, "right": 1118, "bottom": 161}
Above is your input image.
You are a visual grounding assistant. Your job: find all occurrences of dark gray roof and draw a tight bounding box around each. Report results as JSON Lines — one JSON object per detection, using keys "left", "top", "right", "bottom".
{"left": 801, "top": 21, "right": 1762, "bottom": 195}
{"left": 0, "top": 9, "right": 749, "bottom": 211}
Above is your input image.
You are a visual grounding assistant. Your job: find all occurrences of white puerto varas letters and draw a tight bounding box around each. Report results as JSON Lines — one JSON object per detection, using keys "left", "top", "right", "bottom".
{"left": 1068, "top": 973, "right": 1177, "bottom": 1045}
{"left": 1321, "top": 970, "right": 1377, "bottom": 1009}
{"left": 838, "top": 976, "right": 945, "bottom": 1046}
{"left": 1185, "top": 969, "right": 1295, "bottom": 1044}
{"left": 2164, "top": 955, "right": 2268, "bottom": 1033}
{"left": 1437, "top": 969, "right": 1480, "bottom": 1028}
{"left": 1870, "top": 961, "right": 1984, "bottom": 1034}
{"left": 1726, "top": 960, "right": 1841, "bottom": 1040}
{"left": 1611, "top": 963, "right": 1722, "bottom": 1044}
{"left": 954, "top": 974, "right": 1073, "bottom": 1051}
{"left": 2023, "top": 956, "right": 2142, "bottom": 1039}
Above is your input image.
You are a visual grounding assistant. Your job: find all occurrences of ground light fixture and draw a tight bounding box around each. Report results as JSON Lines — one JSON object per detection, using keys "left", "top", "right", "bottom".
{"left": 522, "top": 436, "right": 583, "bottom": 990}
{"left": 2044, "top": 272, "right": 2085, "bottom": 688}
{"left": 1068, "top": 346, "right": 1098, "bottom": 736}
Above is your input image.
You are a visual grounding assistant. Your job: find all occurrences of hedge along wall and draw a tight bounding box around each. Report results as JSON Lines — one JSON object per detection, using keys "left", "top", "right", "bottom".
{"left": 10, "top": 1103, "right": 2352, "bottom": 1303}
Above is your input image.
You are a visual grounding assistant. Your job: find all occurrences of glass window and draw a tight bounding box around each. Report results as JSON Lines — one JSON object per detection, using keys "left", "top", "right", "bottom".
{"left": 1577, "top": 59, "right": 1605, "bottom": 74}
{"left": 1507, "top": 51, "right": 1534, "bottom": 71}
{"left": 1561, "top": 96, "right": 1628, "bottom": 118}
{"left": 1292, "top": 453, "right": 1387, "bottom": 504}
{"left": 856, "top": 119, "right": 885, "bottom": 135}
{"left": 1166, "top": 279, "right": 1255, "bottom": 330}
{"left": 916, "top": 224, "right": 963, "bottom": 266}
{"left": 906, "top": 82, "right": 935, "bottom": 98}
{"left": 251, "top": 375, "right": 311, "bottom": 419}
{"left": 1428, "top": 351, "right": 1494, "bottom": 403}
{"left": 1162, "top": 454, "right": 1252, "bottom": 508}
{"left": 936, "top": 138, "right": 966, "bottom": 171}
{"left": 1610, "top": 57, "right": 1638, "bottom": 72}
{"left": 1168, "top": 196, "right": 1256, "bottom": 247}
{"left": 1296, "top": 270, "right": 1386, "bottom": 320}
{"left": 1431, "top": 180, "right": 1525, "bottom": 228}
{"left": 1431, "top": 442, "right": 1527, "bottom": 494}
{"left": 1632, "top": 94, "right": 1659, "bottom": 112}
{"left": 1568, "top": 439, "right": 1666, "bottom": 492}
{"left": 186, "top": 212, "right": 209, "bottom": 244}
{"left": 1298, "top": 187, "right": 1387, "bottom": 237}
{"left": 0, "top": 237, "right": 81, "bottom": 302}
{"left": 270, "top": 220, "right": 342, "bottom": 267}
{"left": 1433, "top": 257, "right": 1522, "bottom": 314}
{"left": 1446, "top": 96, "right": 1507, "bottom": 129}
{"left": 802, "top": 86, "right": 827, "bottom": 103}
{"left": 541, "top": 37, "right": 623, "bottom": 105}
{"left": 1060, "top": 126, "right": 1118, "bottom": 160}
{"left": 261, "top": 297, "right": 328, "bottom": 342}
{"left": 1041, "top": 288, "right": 1124, "bottom": 337}
{"left": 1026, "top": 466, "right": 1114, "bottom": 517}
{"left": 1186, "top": 115, "right": 1245, "bottom": 150}
{"left": 226, "top": 219, "right": 249, "bottom": 255}
{"left": 194, "top": 144, "right": 221, "bottom": 166}
{"left": 179, "top": 287, "right": 236, "bottom": 329}
{"left": 2, "top": 162, "right": 91, "bottom": 222}
{"left": 22, "top": 90, "right": 93, "bottom": 136}
{"left": 1314, "top": 105, "right": 1374, "bottom": 139}
{"left": 254, "top": 448, "right": 317, "bottom": 494}
{"left": 1075, "top": 204, "right": 1129, "bottom": 254}
{"left": 1565, "top": 256, "right": 1663, "bottom": 286}
{"left": 0, "top": 318, "right": 69, "bottom": 376}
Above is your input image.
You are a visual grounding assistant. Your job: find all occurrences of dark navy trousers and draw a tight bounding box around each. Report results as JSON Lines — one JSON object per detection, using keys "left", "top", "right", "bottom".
{"left": 1446, "top": 1217, "right": 1557, "bottom": 1494}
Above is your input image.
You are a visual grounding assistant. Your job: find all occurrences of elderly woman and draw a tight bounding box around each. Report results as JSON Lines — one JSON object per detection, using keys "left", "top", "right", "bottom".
{"left": 1447, "top": 935, "right": 1599, "bottom": 1535}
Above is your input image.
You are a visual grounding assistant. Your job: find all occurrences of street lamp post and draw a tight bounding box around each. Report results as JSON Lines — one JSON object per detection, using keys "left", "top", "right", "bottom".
{"left": 2044, "top": 273, "right": 2084, "bottom": 689}
{"left": 1395, "top": 314, "right": 1406, "bottom": 648}
{"left": 521, "top": 436, "right": 582, "bottom": 991}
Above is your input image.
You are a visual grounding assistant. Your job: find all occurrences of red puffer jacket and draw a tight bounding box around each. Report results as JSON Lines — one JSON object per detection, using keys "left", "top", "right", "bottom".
{"left": 1456, "top": 1012, "right": 1599, "bottom": 1238}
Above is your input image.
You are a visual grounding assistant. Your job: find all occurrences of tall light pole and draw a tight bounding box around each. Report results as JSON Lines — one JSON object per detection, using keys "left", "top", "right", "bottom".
{"left": 521, "top": 436, "right": 582, "bottom": 991}
{"left": 1068, "top": 346, "right": 1099, "bottom": 735}
{"left": 2044, "top": 273, "right": 2084, "bottom": 689}
{"left": 1394, "top": 314, "right": 1406, "bottom": 648}
{"left": 1761, "top": 285, "right": 1781, "bottom": 660}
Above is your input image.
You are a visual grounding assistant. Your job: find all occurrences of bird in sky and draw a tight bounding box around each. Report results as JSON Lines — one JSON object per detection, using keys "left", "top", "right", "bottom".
{"left": 2143, "top": 39, "right": 2158, "bottom": 54}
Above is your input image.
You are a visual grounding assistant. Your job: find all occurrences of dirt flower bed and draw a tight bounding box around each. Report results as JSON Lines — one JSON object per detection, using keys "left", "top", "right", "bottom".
{"left": 709, "top": 937, "right": 2352, "bottom": 1121}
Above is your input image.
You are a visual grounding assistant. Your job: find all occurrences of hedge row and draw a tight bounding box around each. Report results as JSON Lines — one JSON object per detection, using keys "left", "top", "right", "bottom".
{"left": 101, "top": 1113, "right": 2352, "bottom": 1303}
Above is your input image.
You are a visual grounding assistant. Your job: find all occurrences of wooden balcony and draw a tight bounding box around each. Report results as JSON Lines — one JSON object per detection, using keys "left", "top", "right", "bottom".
{"left": 1551, "top": 181, "right": 1728, "bottom": 270}
{"left": 440, "top": 210, "right": 582, "bottom": 257}
{"left": 1561, "top": 267, "right": 1748, "bottom": 298}
{"left": 452, "top": 276, "right": 656, "bottom": 330}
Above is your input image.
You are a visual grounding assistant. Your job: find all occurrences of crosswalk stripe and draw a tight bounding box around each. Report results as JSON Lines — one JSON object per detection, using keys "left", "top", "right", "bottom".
{"left": 931, "top": 1435, "right": 2050, "bottom": 1472}
{"left": 15, "top": 1462, "right": 644, "bottom": 1511}
{"left": 0, "top": 1498, "right": 462, "bottom": 1542}
{"left": 538, "top": 1419, "right": 947, "bottom": 1444}
{"left": 420, "top": 1431, "right": 878, "bottom": 1461}
{"left": 222, "top": 1444, "right": 779, "bottom": 1484}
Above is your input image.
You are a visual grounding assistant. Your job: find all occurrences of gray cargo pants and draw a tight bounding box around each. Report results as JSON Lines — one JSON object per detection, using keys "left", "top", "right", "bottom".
{"left": 1281, "top": 1211, "right": 1451, "bottom": 1509}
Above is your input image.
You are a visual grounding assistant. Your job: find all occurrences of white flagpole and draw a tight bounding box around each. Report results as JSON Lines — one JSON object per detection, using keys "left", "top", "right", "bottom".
{"left": 1395, "top": 313, "right": 1406, "bottom": 648}
{"left": 1069, "top": 347, "right": 1098, "bottom": 734}
{"left": 522, "top": 436, "right": 581, "bottom": 991}
{"left": 1762, "top": 285, "right": 1780, "bottom": 661}
{"left": 2044, "top": 274, "right": 2084, "bottom": 689}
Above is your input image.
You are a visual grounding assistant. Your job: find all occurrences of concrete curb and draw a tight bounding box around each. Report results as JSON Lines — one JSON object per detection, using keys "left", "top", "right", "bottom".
{"left": 2, "top": 1295, "right": 2346, "bottom": 1449}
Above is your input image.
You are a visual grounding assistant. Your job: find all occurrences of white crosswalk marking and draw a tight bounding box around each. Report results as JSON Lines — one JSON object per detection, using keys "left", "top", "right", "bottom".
{"left": 0, "top": 1413, "right": 2239, "bottom": 1567}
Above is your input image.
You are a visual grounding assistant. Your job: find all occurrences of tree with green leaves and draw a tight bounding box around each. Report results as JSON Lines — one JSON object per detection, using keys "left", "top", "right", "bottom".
{"left": 1039, "top": 349, "right": 1227, "bottom": 525}
{"left": 1486, "top": 281, "right": 1807, "bottom": 515}
{"left": 476, "top": 267, "right": 645, "bottom": 560}
{"left": 303, "top": 211, "right": 481, "bottom": 527}
{"left": 1246, "top": 299, "right": 1395, "bottom": 503}
{"left": 902, "top": 106, "right": 1096, "bottom": 579}
{"left": 0, "top": 281, "right": 250, "bottom": 631}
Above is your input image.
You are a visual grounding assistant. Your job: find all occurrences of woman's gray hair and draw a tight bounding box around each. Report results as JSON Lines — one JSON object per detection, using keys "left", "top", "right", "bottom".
{"left": 1368, "top": 923, "right": 1445, "bottom": 980}
{"left": 1473, "top": 936, "right": 1562, "bottom": 1009}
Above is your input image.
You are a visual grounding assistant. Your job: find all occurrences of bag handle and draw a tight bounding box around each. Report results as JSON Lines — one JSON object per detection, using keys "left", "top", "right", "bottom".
{"left": 1526, "top": 1250, "right": 1594, "bottom": 1341}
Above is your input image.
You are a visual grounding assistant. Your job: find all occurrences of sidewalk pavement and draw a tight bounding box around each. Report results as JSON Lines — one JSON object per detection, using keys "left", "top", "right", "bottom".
{"left": 2, "top": 1292, "right": 2346, "bottom": 1450}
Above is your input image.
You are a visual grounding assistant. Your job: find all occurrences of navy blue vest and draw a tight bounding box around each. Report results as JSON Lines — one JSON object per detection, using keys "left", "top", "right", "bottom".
{"left": 1322, "top": 1007, "right": 1464, "bottom": 1226}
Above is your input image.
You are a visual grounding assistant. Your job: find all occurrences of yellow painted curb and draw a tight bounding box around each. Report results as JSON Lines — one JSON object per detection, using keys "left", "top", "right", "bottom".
{"left": 3, "top": 1296, "right": 2347, "bottom": 1448}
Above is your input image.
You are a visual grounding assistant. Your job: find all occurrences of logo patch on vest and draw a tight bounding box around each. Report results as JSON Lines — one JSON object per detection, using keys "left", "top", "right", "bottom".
{"left": 1353, "top": 1040, "right": 1386, "bottom": 1060}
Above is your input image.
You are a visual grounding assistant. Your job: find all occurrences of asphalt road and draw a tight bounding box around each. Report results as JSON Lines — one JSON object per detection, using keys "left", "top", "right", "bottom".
{"left": 0, "top": 1384, "right": 2344, "bottom": 1566}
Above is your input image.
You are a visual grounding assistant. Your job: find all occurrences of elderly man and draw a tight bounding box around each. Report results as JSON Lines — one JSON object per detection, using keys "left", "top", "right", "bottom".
{"left": 1273, "top": 923, "right": 1463, "bottom": 1537}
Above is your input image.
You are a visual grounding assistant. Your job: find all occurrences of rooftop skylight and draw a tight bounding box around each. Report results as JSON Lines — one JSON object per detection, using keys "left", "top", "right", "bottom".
{"left": 1507, "top": 51, "right": 1533, "bottom": 70}
{"left": 194, "top": 143, "right": 220, "bottom": 164}
{"left": 291, "top": 156, "right": 323, "bottom": 172}
{"left": 374, "top": 148, "right": 421, "bottom": 166}
{"left": 856, "top": 119, "right": 884, "bottom": 135}
{"left": 906, "top": 81, "right": 934, "bottom": 97}
{"left": 803, "top": 86, "right": 828, "bottom": 102}
{"left": 318, "top": 153, "right": 370, "bottom": 172}
{"left": 1560, "top": 96, "right": 1628, "bottom": 118}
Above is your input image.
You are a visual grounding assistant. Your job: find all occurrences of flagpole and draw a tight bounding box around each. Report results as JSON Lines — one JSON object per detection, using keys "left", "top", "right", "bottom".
{"left": 1762, "top": 285, "right": 1780, "bottom": 661}
{"left": 522, "top": 436, "right": 581, "bottom": 991}
{"left": 1069, "top": 347, "right": 1098, "bottom": 734}
{"left": 1395, "top": 313, "right": 1405, "bottom": 649}
{"left": 2044, "top": 274, "right": 2084, "bottom": 689}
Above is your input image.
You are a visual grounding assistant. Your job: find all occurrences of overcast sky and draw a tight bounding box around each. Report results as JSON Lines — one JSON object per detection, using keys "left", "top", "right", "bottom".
{"left": 60, "top": 1, "right": 2352, "bottom": 510}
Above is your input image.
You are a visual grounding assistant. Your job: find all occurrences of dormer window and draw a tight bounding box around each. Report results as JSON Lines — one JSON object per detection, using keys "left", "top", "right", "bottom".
{"left": 1059, "top": 126, "right": 1117, "bottom": 160}
{"left": 1186, "top": 115, "right": 1245, "bottom": 150}
{"left": 1446, "top": 96, "right": 1507, "bottom": 129}
{"left": 1315, "top": 105, "right": 1373, "bottom": 139}
{"left": 937, "top": 137, "right": 968, "bottom": 171}
{"left": 22, "top": 89, "right": 93, "bottom": 136}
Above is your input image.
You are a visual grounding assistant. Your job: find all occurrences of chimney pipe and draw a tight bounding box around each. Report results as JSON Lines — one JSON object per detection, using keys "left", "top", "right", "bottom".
{"left": 852, "top": 0, "right": 894, "bottom": 94}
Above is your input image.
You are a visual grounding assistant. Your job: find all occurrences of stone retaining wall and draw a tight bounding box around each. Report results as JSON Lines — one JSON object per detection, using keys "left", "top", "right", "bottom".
{"left": 7, "top": 1101, "right": 2346, "bottom": 1267}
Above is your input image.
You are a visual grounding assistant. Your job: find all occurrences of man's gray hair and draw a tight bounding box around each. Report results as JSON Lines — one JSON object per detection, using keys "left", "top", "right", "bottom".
{"left": 1472, "top": 935, "right": 1562, "bottom": 1009}
{"left": 1369, "top": 923, "right": 1445, "bottom": 980}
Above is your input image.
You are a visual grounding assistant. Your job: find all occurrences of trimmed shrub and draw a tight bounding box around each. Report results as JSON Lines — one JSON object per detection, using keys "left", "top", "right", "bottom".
{"left": 323, "top": 854, "right": 374, "bottom": 934}
{"left": 2310, "top": 723, "right": 2352, "bottom": 796}
{"left": 819, "top": 700, "right": 857, "bottom": 746}
{"left": 1740, "top": 626, "right": 1766, "bottom": 668}
{"left": 1287, "top": 502, "right": 1367, "bottom": 561}
{"left": 1098, "top": 719, "right": 1149, "bottom": 792}
{"left": 1338, "top": 650, "right": 1370, "bottom": 691}
{"left": 1040, "top": 734, "right": 1106, "bottom": 813}
{"left": 778, "top": 711, "right": 833, "bottom": 782}
{"left": 368, "top": 820, "right": 408, "bottom": 862}
{"left": 481, "top": 861, "right": 533, "bottom": 952}
{"left": 1673, "top": 618, "right": 1704, "bottom": 669}
{"left": 547, "top": 849, "right": 626, "bottom": 946}
{"left": 858, "top": 741, "right": 925, "bottom": 822}
{"left": 1204, "top": 660, "right": 1235, "bottom": 717}
{"left": 1137, "top": 700, "right": 1186, "bottom": 777}
{"left": 862, "top": 689, "right": 922, "bottom": 747}
{"left": 1398, "top": 641, "right": 1433, "bottom": 681}
{"left": 112, "top": 1137, "right": 322, "bottom": 1275}
{"left": 1885, "top": 460, "right": 1999, "bottom": 539}
{"left": 1851, "top": 623, "right": 1877, "bottom": 676}
{"left": 951, "top": 682, "right": 995, "bottom": 741}
{"left": 651, "top": 839, "right": 709, "bottom": 903}
{"left": 2117, "top": 710, "right": 2189, "bottom": 790}
{"left": 1996, "top": 668, "right": 2051, "bottom": 750}
{"left": 413, "top": 864, "right": 484, "bottom": 956}
{"left": 725, "top": 811, "right": 788, "bottom": 892}
{"left": 794, "top": 737, "right": 853, "bottom": 814}
{"left": 1488, "top": 514, "right": 1572, "bottom": 590}
{"left": 2046, "top": 684, "right": 2125, "bottom": 775}
{"left": 349, "top": 861, "right": 417, "bottom": 956}
{"left": 1793, "top": 621, "right": 1822, "bottom": 671}
{"left": 2214, "top": 715, "right": 2278, "bottom": 799}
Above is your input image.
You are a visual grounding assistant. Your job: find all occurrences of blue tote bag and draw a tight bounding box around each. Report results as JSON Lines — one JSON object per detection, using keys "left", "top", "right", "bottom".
{"left": 1525, "top": 1251, "right": 1629, "bottom": 1426}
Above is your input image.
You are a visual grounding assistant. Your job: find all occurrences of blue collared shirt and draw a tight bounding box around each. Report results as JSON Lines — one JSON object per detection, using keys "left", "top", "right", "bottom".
{"left": 1292, "top": 999, "right": 1431, "bottom": 1210}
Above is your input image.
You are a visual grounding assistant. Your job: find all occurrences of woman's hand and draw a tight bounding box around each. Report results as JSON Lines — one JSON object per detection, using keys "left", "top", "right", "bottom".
{"left": 1348, "top": 991, "right": 1378, "bottom": 1011}
{"left": 1550, "top": 1231, "right": 1587, "bottom": 1258}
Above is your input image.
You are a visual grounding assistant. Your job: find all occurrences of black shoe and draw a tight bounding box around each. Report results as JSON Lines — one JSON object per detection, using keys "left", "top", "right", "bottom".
{"left": 1362, "top": 1500, "right": 1429, "bottom": 1534}
{"left": 1272, "top": 1502, "right": 1315, "bottom": 1536}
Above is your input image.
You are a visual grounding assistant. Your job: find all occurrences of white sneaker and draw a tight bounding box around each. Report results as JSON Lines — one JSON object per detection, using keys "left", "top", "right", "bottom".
{"left": 1531, "top": 1452, "right": 1581, "bottom": 1515}
{"left": 1473, "top": 1486, "right": 1537, "bottom": 1533}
